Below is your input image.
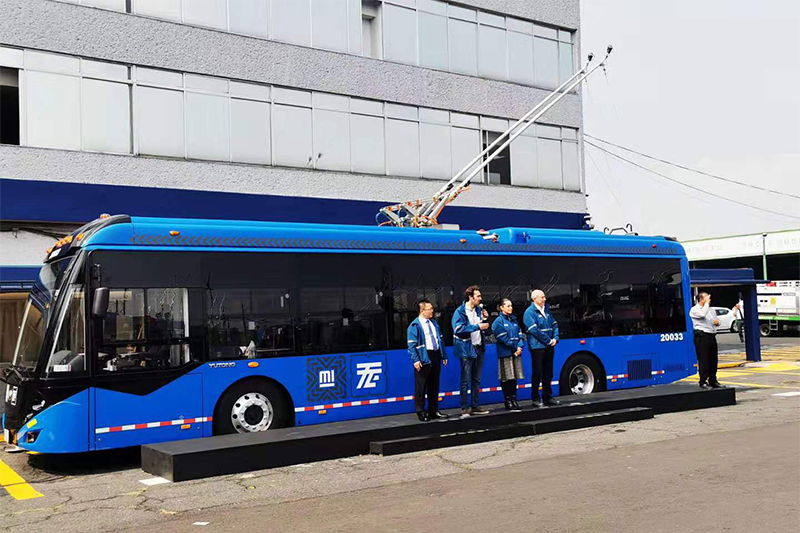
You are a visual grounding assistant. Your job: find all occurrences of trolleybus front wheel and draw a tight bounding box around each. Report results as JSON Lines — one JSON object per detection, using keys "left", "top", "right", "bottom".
{"left": 213, "top": 379, "right": 289, "bottom": 435}
{"left": 559, "top": 353, "right": 606, "bottom": 396}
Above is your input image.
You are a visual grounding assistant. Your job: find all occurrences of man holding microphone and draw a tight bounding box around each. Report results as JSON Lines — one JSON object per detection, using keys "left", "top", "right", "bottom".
{"left": 453, "top": 285, "right": 491, "bottom": 418}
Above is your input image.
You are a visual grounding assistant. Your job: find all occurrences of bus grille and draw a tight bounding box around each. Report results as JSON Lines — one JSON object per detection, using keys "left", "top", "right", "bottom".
{"left": 627, "top": 359, "right": 653, "bottom": 380}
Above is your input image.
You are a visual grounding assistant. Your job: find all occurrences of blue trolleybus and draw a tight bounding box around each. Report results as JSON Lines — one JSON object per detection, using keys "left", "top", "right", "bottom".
{"left": 3, "top": 215, "right": 695, "bottom": 453}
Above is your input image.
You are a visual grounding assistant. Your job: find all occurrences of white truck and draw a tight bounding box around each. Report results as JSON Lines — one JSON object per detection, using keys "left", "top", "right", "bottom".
{"left": 757, "top": 280, "right": 800, "bottom": 337}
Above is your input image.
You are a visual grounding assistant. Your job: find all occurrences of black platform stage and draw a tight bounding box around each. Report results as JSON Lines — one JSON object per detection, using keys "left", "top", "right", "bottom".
{"left": 142, "top": 384, "right": 735, "bottom": 482}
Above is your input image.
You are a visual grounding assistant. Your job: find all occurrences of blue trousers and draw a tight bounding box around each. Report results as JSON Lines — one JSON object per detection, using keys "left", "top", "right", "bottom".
{"left": 459, "top": 344, "right": 485, "bottom": 409}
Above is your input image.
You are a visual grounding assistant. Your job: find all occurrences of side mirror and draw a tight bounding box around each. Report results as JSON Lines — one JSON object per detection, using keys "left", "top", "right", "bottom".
{"left": 92, "top": 288, "right": 109, "bottom": 319}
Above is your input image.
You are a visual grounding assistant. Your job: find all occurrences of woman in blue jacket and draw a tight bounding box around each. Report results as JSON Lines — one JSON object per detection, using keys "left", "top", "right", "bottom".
{"left": 491, "top": 298, "right": 524, "bottom": 411}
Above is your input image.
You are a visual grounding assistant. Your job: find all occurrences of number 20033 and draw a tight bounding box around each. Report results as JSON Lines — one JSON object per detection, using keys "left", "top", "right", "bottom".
{"left": 660, "top": 333, "right": 684, "bottom": 342}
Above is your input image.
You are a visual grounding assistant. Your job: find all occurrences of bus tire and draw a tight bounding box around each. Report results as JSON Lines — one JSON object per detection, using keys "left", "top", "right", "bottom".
{"left": 559, "top": 353, "right": 606, "bottom": 396}
{"left": 759, "top": 323, "right": 772, "bottom": 337}
{"left": 213, "top": 378, "right": 290, "bottom": 435}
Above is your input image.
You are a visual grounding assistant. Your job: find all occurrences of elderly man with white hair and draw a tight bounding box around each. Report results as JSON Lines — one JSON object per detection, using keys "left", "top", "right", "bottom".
{"left": 523, "top": 289, "right": 561, "bottom": 407}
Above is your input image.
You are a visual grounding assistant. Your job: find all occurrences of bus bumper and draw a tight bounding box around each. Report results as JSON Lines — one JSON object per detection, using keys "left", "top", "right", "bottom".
{"left": 11, "top": 390, "right": 90, "bottom": 454}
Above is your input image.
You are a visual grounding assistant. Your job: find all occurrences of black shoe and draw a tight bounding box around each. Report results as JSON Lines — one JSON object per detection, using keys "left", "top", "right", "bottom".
{"left": 709, "top": 382, "right": 724, "bottom": 389}
{"left": 544, "top": 398, "right": 561, "bottom": 407}
{"left": 699, "top": 382, "right": 711, "bottom": 390}
{"left": 429, "top": 411, "right": 449, "bottom": 419}
{"left": 531, "top": 399, "right": 543, "bottom": 408}
{"left": 416, "top": 411, "right": 429, "bottom": 422}
{"left": 504, "top": 399, "right": 514, "bottom": 411}
{"left": 510, "top": 397, "right": 522, "bottom": 412}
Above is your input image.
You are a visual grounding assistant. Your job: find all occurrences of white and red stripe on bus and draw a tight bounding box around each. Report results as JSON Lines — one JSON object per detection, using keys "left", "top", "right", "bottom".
{"left": 95, "top": 417, "right": 212, "bottom": 434}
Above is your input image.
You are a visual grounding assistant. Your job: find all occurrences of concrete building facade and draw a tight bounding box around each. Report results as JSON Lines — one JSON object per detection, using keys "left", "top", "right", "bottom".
{"left": 0, "top": 0, "right": 586, "bottom": 360}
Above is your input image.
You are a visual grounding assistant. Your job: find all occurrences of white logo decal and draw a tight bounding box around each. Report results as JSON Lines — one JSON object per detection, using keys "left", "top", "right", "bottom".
{"left": 356, "top": 362, "right": 383, "bottom": 389}
{"left": 209, "top": 362, "right": 236, "bottom": 369}
{"left": 319, "top": 369, "right": 336, "bottom": 388}
{"left": 6, "top": 386, "right": 18, "bottom": 406}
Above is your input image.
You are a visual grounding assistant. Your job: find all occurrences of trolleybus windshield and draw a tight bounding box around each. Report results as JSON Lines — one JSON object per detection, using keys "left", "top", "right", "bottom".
{"left": 11, "top": 256, "right": 75, "bottom": 371}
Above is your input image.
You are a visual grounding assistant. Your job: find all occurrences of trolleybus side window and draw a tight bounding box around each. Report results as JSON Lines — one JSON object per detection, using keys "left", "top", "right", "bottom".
{"left": 96, "top": 287, "right": 195, "bottom": 372}
{"left": 206, "top": 288, "right": 294, "bottom": 360}
{"left": 388, "top": 254, "right": 457, "bottom": 350}
{"left": 296, "top": 254, "right": 389, "bottom": 355}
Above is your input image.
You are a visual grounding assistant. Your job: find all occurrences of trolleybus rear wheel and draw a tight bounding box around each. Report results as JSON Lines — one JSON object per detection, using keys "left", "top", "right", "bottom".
{"left": 559, "top": 354, "right": 606, "bottom": 395}
{"left": 213, "top": 379, "right": 289, "bottom": 435}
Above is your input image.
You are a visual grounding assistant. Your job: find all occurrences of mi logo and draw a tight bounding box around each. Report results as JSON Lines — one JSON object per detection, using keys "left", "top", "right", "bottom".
{"left": 319, "top": 369, "right": 336, "bottom": 388}
{"left": 356, "top": 362, "right": 383, "bottom": 390}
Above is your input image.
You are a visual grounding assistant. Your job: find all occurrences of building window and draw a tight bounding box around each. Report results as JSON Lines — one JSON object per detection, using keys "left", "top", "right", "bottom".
{"left": 361, "top": 1, "right": 384, "bottom": 60}
{"left": 420, "top": 114, "right": 452, "bottom": 180}
{"left": 448, "top": 13, "right": 478, "bottom": 76}
{"left": 134, "top": 0, "right": 182, "bottom": 22}
{"left": 229, "top": 0, "right": 269, "bottom": 37}
{"left": 273, "top": 103, "right": 313, "bottom": 168}
{"left": 313, "top": 107, "right": 352, "bottom": 171}
{"left": 483, "top": 131, "right": 511, "bottom": 185}
{"left": 9, "top": 47, "right": 581, "bottom": 191}
{"left": 115, "top": 0, "right": 575, "bottom": 89}
{"left": 418, "top": 6, "right": 448, "bottom": 70}
{"left": 0, "top": 67, "right": 20, "bottom": 145}
{"left": 478, "top": 15, "right": 507, "bottom": 81}
{"left": 25, "top": 70, "right": 82, "bottom": 151}
{"left": 136, "top": 85, "right": 185, "bottom": 158}
{"left": 383, "top": 3, "right": 417, "bottom": 65}
{"left": 312, "top": 0, "right": 349, "bottom": 53}
{"left": 231, "top": 98, "right": 271, "bottom": 164}
{"left": 272, "top": 0, "right": 312, "bottom": 46}
{"left": 81, "top": 77, "right": 132, "bottom": 154}
{"left": 350, "top": 111, "right": 385, "bottom": 174}
{"left": 183, "top": 0, "right": 227, "bottom": 30}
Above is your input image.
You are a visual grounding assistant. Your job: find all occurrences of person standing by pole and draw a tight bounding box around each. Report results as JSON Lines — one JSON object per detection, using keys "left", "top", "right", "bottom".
{"left": 452, "top": 285, "right": 491, "bottom": 418}
{"left": 733, "top": 300, "right": 745, "bottom": 343}
{"left": 523, "top": 289, "right": 561, "bottom": 407}
{"left": 407, "top": 299, "right": 448, "bottom": 421}
{"left": 690, "top": 292, "right": 724, "bottom": 389}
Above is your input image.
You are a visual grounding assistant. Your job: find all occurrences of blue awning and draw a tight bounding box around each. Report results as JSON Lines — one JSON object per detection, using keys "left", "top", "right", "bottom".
{"left": 690, "top": 268, "right": 769, "bottom": 286}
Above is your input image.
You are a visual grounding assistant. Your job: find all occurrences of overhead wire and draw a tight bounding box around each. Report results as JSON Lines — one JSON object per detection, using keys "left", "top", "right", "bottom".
{"left": 585, "top": 148, "right": 624, "bottom": 209}
{"left": 585, "top": 134, "right": 800, "bottom": 200}
{"left": 584, "top": 140, "right": 800, "bottom": 222}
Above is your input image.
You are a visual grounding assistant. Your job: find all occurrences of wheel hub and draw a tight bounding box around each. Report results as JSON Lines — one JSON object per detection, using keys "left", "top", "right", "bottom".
{"left": 231, "top": 392, "right": 273, "bottom": 433}
{"left": 569, "top": 364, "right": 595, "bottom": 395}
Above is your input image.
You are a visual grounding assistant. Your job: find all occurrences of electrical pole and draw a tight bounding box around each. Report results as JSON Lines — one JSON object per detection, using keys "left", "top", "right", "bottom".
{"left": 762, "top": 233, "right": 768, "bottom": 279}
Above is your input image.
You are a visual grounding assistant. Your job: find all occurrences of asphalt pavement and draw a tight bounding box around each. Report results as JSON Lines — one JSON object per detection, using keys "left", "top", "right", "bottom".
{"left": 2, "top": 357, "right": 799, "bottom": 533}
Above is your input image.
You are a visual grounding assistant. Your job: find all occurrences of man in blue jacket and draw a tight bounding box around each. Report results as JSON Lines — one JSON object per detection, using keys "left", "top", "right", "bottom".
{"left": 452, "top": 286, "right": 491, "bottom": 418}
{"left": 524, "top": 289, "right": 561, "bottom": 407}
{"left": 407, "top": 299, "right": 448, "bottom": 421}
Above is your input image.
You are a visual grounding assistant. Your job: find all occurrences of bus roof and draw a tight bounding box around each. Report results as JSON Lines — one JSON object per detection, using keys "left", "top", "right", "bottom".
{"left": 72, "top": 215, "right": 686, "bottom": 258}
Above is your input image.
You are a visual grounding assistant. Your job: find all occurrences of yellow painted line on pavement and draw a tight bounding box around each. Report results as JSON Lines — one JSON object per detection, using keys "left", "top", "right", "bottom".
{"left": 735, "top": 369, "right": 800, "bottom": 377}
{"left": 754, "top": 362, "right": 800, "bottom": 372}
{"left": 681, "top": 374, "right": 800, "bottom": 390}
{"left": 0, "top": 459, "right": 43, "bottom": 500}
{"left": 716, "top": 381, "right": 800, "bottom": 390}
{"left": 714, "top": 371, "right": 750, "bottom": 378}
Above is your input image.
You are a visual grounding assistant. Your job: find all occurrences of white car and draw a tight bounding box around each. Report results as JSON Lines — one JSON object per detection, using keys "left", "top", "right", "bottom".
{"left": 711, "top": 307, "right": 738, "bottom": 333}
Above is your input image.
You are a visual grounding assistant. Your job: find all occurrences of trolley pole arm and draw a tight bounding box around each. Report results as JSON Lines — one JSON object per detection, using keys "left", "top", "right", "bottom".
{"left": 426, "top": 46, "right": 613, "bottom": 221}
{"left": 427, "top": 52, "right": 598, "bottom": 203}
{"left": 377, "top": 45, "right": 613, "bottom": 227}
